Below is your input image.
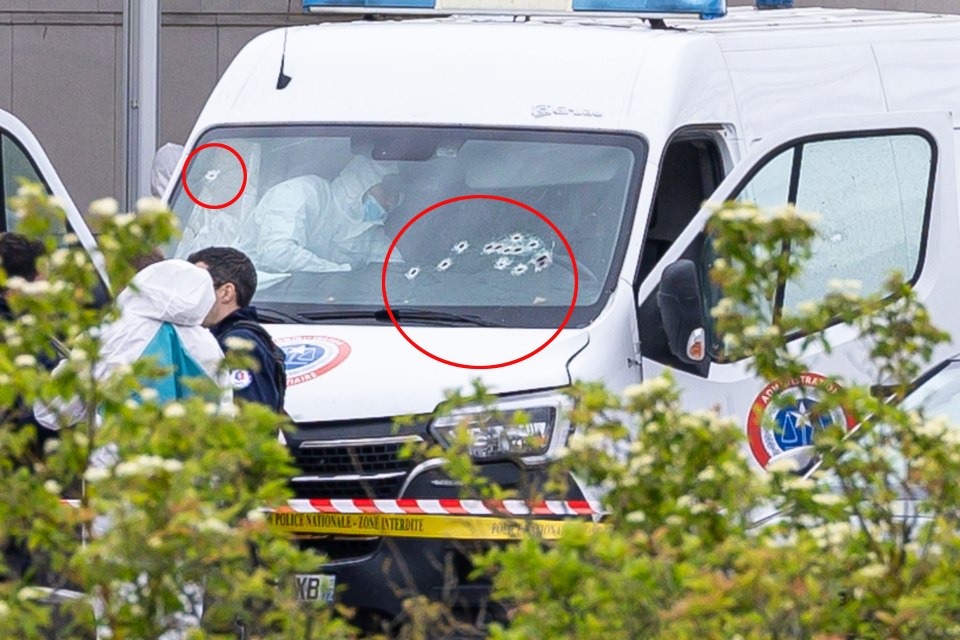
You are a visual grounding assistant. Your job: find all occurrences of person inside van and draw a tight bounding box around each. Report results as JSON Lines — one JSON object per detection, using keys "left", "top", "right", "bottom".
{"left": 245, "top": 155, "right": 401, "bottom": 274}
{"left": 150, "top": 142, "right": 185, "bottom": 199}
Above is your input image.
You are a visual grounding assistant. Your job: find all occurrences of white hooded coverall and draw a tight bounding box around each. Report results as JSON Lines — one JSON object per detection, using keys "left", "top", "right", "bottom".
{"left": 246, "top": 155, "right": 399, "bottom": 273}
{"left": 35, "top": 259, "right": 226, "bottom": 429}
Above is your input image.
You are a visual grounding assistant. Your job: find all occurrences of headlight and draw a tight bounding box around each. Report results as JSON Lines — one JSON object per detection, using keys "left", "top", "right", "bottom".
{"left": 430, "top": 391, "right": 572, "bottom": 465}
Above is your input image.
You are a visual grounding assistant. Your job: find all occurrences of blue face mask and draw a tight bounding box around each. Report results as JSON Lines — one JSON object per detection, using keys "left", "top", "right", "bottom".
{"left": 362, "top": 194, "right": 387, "bottom": 223}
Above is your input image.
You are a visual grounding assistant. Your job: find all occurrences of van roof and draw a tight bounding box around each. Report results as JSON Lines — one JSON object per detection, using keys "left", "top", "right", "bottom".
{"left": 192, "top": 7, "right": 960, "bottom": 144}
{"left": 667, "top": 6, "right": 958, "bottom": 31}
{"left": 429, "top": 6, "right": 960, "bottom": 32}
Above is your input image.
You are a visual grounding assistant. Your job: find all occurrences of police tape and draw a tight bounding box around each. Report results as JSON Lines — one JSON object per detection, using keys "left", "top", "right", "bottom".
{"left": 267, "top": 510, "right": 605, "bottom": 541}
{"left": 60, "top": 497, "right": 607, "bottom": 541}
{"left": 284, "top": 498, "right": 604, "bottom": 517}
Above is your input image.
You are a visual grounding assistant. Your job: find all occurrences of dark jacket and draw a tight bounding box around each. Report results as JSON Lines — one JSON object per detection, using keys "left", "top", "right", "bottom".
{"left": 210, "top": 306, "right": 285, "bottom": 412}
{"left": 0, "top": 296, "right": 59, "bottom": 460}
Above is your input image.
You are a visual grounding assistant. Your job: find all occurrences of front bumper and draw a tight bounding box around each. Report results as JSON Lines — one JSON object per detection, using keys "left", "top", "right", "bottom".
{"left": 283, "top": 418, "right": 588, "bottom": 621}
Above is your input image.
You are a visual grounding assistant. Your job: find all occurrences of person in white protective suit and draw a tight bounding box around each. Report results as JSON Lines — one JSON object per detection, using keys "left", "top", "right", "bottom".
{"left": 246, "top": 155, "right": 401, "bottom": 273}
{"left": 35, "top": 259, "right": 227, "bottom": 430}
{"left": 150, "top": 142, "right": 185, "bottom": 199}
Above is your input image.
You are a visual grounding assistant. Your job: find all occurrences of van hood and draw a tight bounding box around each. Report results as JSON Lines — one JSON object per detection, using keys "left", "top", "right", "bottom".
{"left": 263, "top": 324, "right": 588, "bottom": 422}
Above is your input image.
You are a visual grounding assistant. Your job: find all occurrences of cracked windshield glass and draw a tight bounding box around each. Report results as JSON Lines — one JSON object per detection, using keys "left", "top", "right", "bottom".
{"left": 168, "top": 126, "right": 642, "bottom": 328}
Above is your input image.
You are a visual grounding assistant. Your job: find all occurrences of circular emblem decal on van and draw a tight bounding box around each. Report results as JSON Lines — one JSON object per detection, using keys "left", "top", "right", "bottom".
{"left": 746, "top": 373, "right": 856, "bottom": 468}
{"left": 276, "top": 336, "right": 351, "bottom": 386}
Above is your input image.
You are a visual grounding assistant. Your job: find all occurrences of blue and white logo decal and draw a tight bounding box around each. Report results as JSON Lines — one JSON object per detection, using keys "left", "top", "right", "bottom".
{"left": 747, "top": 373, "right": 856, "bottom": 468}
{"left": 229, "top": 369, "right": 253, "bottom": 390}
{"left": 276, "top": 336, "right": 352, "bottom": 386}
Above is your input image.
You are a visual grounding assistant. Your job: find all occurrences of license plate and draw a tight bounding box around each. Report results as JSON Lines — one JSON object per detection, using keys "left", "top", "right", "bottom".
{"left": 295, "top": 574, "right": 335, "bottom": 603}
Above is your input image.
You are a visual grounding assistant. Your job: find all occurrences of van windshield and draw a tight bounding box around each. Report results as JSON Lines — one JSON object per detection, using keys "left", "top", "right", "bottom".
{"left": 168, "top": 126, "right": 644, "bottom": 329}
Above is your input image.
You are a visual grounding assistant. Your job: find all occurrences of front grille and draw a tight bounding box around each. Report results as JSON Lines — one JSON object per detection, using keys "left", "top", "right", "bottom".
{"left": 290, "top": 475, "right": 406, "bottom": 500}
{"left": 297, "top": 537, "right": 381, "bottom": 562}
{"left": 295, "top": 441, "right": 417, "bottom": 476}
{"left": 286, "top": 424, "right": 428, "bottom": 563}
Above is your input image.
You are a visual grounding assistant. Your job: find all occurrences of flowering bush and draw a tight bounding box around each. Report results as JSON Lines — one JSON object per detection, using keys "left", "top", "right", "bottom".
{"left": 426, "top": 203, "right": 960, "bottom": 638}
{"left": 0, "top": 187, "right": 354, "bottom": 639}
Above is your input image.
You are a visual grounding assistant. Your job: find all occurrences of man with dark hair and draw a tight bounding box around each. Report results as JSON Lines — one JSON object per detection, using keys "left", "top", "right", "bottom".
{"left": 187, "top": 247, "right": 286, "bottom": 412}
{"left": 0, "top": 233, "right": 54, "bottom": 367}
{"left": 0, "top": 232, "right": 45, "bottom": 286}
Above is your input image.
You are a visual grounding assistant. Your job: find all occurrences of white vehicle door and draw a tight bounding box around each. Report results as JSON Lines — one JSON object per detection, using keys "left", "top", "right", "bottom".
{"left": 637, "top": 111, "right": 959, "bottom": 472}
{"left": 0, "top": 109, "right": 104, "bottom": 279}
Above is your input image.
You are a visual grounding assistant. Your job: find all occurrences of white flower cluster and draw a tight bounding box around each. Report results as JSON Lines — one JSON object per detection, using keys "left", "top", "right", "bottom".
{"left": 710, "top": 297, "right": 737, "bottom": 319}
{"left": 623, "top": 376, "right": 672, "bottom": 401}
{"left": 14, "top": 354, "right": 36, "bottom": 368}
{"left": 807, "top": 521, "right": 854, "bottom": 548}
{"left": 568, "top": 430, "right": 617, "bottom": 456}
{"left": 16, "top": 183, "right": 45, "bottom": 199}
{"left": 163, "top": 403, "right": 186, "bottom": 418}
{"left": 4, "top": 324, "right": 22, "bottom": 347}
{"left": 224, "top": 336, "right": 256, "bottom": 352}
{"left": 716, "top": 206, "right": 765, "bottom": 223}
{"left": 88, "top": 197, "right": 119, "bottom": 217}
{"left": 196, "top": 517, "right": 231, "bottom": 534}
{"left": 827, "top": 279, "right": 863, "bottom": 295}
{"left": 766, "top": 457, "right": 801, "bottom": 474}
{"left": 5, "top": 276, "right": 51, "bottom": 296}
{"left": 857, "top": 563, "right": 886, "bottom": 580}
{"left": 714, "top": 204, "right": 821, "bottom": 226}
{"left": 135, "top": 196, "right": 166, "bottom": 215}
{"left": 84, "top": 454, "right": 183, "bottom": 482}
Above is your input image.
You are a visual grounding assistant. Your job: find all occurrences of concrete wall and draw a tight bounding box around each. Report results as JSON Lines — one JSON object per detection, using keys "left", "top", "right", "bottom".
{"left": 0, "top": 0, "right": 956, "bottom": 211}
{"left": 0, "top": 1, "right": 321, "bottom": 212}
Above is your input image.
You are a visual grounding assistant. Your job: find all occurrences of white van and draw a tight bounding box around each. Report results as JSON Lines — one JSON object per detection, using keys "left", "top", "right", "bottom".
{"left": 163, "top": 1, "right": 960, "bottom": 625}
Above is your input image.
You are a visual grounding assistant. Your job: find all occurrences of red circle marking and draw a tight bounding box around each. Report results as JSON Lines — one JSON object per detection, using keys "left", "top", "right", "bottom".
{"left": 181, "top": 142, "right": 248, "bottom": 210}
{"left": 381, "top": 194, "right": 578, "bottom": 370}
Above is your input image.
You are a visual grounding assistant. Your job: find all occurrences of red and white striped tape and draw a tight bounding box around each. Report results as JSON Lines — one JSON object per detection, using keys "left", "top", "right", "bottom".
{"left": 280, "top": 498, "right": 604, "bottom": 517}
{"left": 62, "top": 497, "right": 606, "bottom": 518}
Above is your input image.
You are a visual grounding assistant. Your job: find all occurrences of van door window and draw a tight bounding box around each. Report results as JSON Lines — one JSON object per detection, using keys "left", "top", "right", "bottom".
{"left": 643, "top": 130, "right": 935, "bottom": 373}
{"left": 725, "top": 132, "right": 932, "bottom": 317}
{"left": 734, "top": 147, "right": 793, "bottom": 210}
{"left": 1, "top": 133, "right": 46, "bottom": 231}
{"left": 785, "top": 135, "right": 930, "bottom": 309}
{"left": 639, "top": 135, "right": 724, "bottom": 281}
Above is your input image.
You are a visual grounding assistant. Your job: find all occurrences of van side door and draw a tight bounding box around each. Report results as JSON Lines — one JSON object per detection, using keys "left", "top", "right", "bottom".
{"left": 0, "top": 110, "right": 104, "bottom": 280}
{"left": 637, "top": 111, "right": 958, "bottom": 471}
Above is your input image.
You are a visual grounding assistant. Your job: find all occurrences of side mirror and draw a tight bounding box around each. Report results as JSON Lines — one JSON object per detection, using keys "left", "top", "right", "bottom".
{"left": 657, "top": 259, "right": 708, "bottom": 365}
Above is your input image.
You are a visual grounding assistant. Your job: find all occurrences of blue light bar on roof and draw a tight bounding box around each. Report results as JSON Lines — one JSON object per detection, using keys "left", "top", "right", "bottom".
{"left": 303, "top": 0, "right": 435, "bottom": 9}
{"left": 573, "top": 0, "right": 725, "bottom": 19}
{"left": 755, "top": 0, "right": 793, "bottom": 7}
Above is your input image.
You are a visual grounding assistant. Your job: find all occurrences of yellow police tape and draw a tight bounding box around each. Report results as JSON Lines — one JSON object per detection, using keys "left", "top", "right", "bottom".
{"left": 268, "top": 511, "right": 605, "bottom": 541}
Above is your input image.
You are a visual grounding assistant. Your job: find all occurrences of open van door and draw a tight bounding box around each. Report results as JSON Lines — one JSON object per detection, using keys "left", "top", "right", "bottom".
{"left": 637, "top": 111, "right": 959, "bottom": 472}
{"left": 0, "top": 109, "right": 105, "bottom": 281}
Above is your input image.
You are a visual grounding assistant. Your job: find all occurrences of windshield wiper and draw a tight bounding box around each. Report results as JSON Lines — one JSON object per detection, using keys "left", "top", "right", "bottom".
{"left": 296, "top": 308, "right": 502, "bottom": 328}
{"left": 256, "top": 306, "right": 312, "bottom": 324}
{"left": 294, "top": 310, "right": 383, "bottom": 322}
{"left": 375, "top": 309, "right": 502, "bottom": 328}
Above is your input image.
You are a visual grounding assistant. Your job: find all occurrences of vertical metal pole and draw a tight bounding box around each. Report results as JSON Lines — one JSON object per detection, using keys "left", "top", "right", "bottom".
{"left": 123, "top": 0, "right": 160, "bottom": 210}
{"left": 138, "top": 0, "right": 160, "bottom": 202}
